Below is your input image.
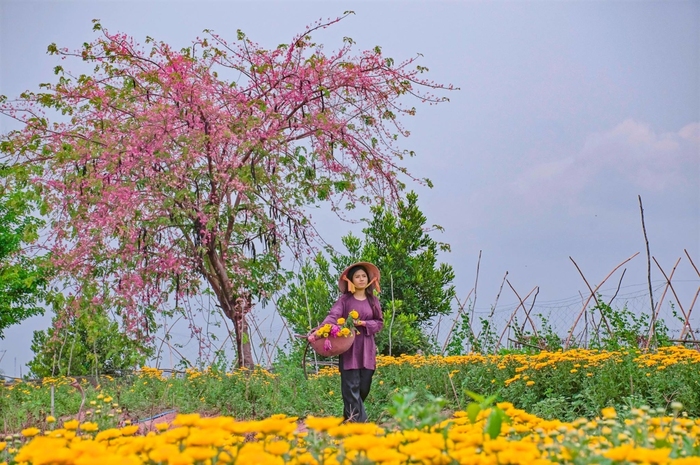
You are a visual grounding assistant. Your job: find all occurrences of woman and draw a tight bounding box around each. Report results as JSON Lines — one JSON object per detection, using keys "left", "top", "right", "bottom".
{"left": 309, "top": 262, "right": 384, "bottom": 422}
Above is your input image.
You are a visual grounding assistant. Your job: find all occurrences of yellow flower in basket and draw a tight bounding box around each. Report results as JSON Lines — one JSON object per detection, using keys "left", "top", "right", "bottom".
{"left": 311, "top": 311, "right": 359, "bottom": 356}
{"left": 314, "top": 311, "right": 358, "bottom": 340}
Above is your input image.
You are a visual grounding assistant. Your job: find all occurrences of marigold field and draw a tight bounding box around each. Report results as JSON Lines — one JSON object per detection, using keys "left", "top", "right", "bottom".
{"left": 3, "top": 346, "right": 700, "bottom": 464}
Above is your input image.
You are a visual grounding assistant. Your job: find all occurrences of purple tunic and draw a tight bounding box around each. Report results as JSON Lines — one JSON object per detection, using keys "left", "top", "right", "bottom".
{"left": 321, "top": 294, "right": 383, "bottom": 370}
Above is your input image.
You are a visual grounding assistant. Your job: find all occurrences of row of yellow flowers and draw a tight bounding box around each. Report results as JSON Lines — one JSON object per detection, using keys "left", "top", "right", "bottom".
{"left": 375, "top": 346, "right": 700, "bottom": 371}
{"left": 3, "top": 346, "right": 696, "bottom": 391}
{"left": 3, "top": 402, "right": 700, "bottom": 465}
{"left": 302, "top": 345, "right": 700, "bottom": 379}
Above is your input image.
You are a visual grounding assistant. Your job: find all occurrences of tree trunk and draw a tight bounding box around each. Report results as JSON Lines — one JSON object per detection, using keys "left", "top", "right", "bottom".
{"left": 203, "top": 246, "right": 256, "bottom": 369}
{"left": 216, "top": 292, "right": 256, "bottom": 370}
{"left": 231, "top": 293, "right": 255, "bottom": 369}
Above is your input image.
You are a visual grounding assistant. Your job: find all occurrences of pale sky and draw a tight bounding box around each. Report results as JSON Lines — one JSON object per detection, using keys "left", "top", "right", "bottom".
{"left": 1, "top": 0, "right": 698, "bottom": 376}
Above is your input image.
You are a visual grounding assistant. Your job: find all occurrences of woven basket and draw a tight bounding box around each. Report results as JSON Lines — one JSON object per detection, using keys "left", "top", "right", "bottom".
{"left": 309, "top": 332, "right": 355, "bottom": 357}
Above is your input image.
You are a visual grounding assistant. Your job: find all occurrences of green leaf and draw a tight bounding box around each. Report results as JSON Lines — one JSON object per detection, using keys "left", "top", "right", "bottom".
{"left": 467, "top": 402, "right": 481, "bottom": 424}
{"left": 486, "top": 410, "right": 503, "bottom": 439}
{"left": 465, "top": 390, "right": 485, "bottom": 403}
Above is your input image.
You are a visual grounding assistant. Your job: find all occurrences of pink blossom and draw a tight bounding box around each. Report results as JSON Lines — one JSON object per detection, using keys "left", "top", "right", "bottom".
{"left": 0, "top": 15, "right": 452, "bottom": 366}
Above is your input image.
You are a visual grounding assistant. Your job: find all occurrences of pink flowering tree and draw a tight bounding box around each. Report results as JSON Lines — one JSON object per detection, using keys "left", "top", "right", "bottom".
{"left": 0, "top": 14, "right": 452, "bottom": 367}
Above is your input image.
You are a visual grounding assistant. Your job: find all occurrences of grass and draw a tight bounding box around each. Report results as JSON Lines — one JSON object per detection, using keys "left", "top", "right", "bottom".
{"left": 2, "top": 346, "right": 700, "bottom": 433}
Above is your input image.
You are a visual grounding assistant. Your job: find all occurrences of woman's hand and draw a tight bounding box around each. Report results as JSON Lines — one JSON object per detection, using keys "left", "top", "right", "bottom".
{"left": 355, "top": 320, "right": 366, "bottom": 327}
{"left": 308, "top": 334, "right": 317, "bottom": 342}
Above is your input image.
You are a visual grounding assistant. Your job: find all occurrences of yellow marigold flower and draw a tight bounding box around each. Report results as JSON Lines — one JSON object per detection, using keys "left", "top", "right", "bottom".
{"left": 349, "top": 310, "right": 359, "bottom": 319}
{"left": 328, "top": 422, "right": 384, "bottom": 438}
{"left": 149, "top": 445, "right": 182, "bottom": 462}
{"left": 63, "top": 419, "right": 79, "bottom": 430}
{"left": 46, "top": 416, "right": 56, "bottom": 424}
{"left": 16, "top": 442, "right": 77, "bottom": 464}
{"left": 601, "top": 407, "right": 617, "bottom": 419}
{"left": 295, "top": 452, "right": 318, "bottom": 464}
{"left": 173, "top": 413, "right": 201, "bottom": 427}
{"left": 337, "top": 318, "right": 346, "bottom": 325}
{"left": 163, "top": 427, "right": 190, "bottom": 442}
{"left": 634, "top": 447, "right": 671, "bottom": 463}
{"left": 186, "top": 429, "right": 230, "bottom": 448}
{"left": 305, "top": 416, "right": 344, "bottom": 432}
{"left": 343, "top": 434, "right": 384, "bottom": 452}
{"left": 0, "top": 441, "right": 5, "bottom": 452}
{"left": 400, "top": 441, "right": 441, "bottom": 460}
{"left": 21, "top": 427, "right": 40, "bottom": 438}
{"left": 184, "top": 446, "right": 218, "bottom": 461}
{"left": 121, "top": 425, "right": 139, "bottom": 436}
{"left": 155, "top": 422, "right": 170, "bottom": 432}
{"left": 266, "top": 440, "right": 291, "bottom": 456}
{"left": 217, "top": 451, "right": 234, "bottom": 463}
{"left": 526, "top": 380, "right": 535, "bottom": 386}
{"left": 79, "top": 421, "right": 99, "bottom": 432}
{"left": 94, "top": 428, "right": 122, "bottom": 441}
{"left": 367, "top": 447, "right": 408, "bottom": 463}
{"left": 253, "top": 418, "right": 297, "bottom": 436}
{"left": 603, "top": 444, "right": 634, "bottom": 461}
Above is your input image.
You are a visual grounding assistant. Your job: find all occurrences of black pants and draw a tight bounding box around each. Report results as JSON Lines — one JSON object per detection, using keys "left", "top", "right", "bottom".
{"left": 339, "top": 365, "right": 374, "bottom": 422}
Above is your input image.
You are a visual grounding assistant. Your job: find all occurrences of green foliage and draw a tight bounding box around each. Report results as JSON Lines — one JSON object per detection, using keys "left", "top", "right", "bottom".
{"left": 277, "top": 191, "right": 455, "bottom": 356}
{"left": 385, "top": 388, "right": 449, "bottom": 431}
{"left": 375, "top": 310, "right": 435, "bottom": 356}
{"left": 446, "top": 309, "right": 564, "bottom": 356}
{"left": 28, "top": 300, "right": 151, "bottom": 378}
{"left": 590, "top": 299, "right": 673, "bottom": 350}
{"left": 465, "top": 390, "right": 510, "bottom": 439}
{"left": 363, "top": 191, "right": 456, "bottom": 326}
{"left": 446, "top": 311, "right": 500, "bottom": 355}
{"left": 277, "top": 254, "right": 337, "bottom": 337}
{"left": 0, "top": 163, "right": 50, "bottom": 338}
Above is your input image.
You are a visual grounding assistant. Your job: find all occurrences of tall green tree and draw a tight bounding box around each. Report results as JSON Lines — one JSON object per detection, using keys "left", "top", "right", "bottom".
{"left": 277, "top": 192, "right": 455, "bottom": 355}
{"left": 0, "top": 163, "right": 49, "bottom": 338}
{"left": 363, "top": 191, "right": 456, "bottom": 326}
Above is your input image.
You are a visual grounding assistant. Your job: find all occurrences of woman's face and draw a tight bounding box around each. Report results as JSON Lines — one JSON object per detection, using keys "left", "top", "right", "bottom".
{"left": 351, "top": 269, "right": 369, "bottom": 289}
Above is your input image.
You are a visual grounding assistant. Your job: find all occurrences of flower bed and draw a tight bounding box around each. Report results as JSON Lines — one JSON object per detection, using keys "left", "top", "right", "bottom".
{"left": 4, "top": 403, "right": 700, "bottom": 464}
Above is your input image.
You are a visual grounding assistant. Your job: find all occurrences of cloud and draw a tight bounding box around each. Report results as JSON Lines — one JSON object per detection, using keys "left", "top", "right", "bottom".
{"left": 581, "top": 120, "right": 698, "bottom": 191}
{"left": 466, "top": 119, "right": 700, "bottom": 228}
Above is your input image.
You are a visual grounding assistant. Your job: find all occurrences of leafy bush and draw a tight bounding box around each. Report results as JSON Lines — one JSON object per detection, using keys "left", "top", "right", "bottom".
{"left": 28, "top": 304, "right": 150, "bottom": 378}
